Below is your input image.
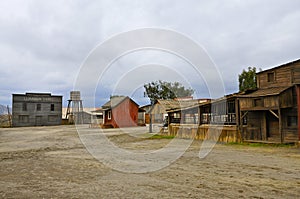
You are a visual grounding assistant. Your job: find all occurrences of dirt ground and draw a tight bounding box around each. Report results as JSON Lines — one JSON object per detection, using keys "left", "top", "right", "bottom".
{"left": 0, "top": 125, "right": 299, "bottom": 199}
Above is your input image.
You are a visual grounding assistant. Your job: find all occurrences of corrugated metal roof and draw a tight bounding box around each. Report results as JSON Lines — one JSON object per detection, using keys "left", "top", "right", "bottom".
{"left": 102, "top": 96, "right": 128, "bottom": 109}
{"left": 239, "top": 86, "right": 292, "bottom": 97}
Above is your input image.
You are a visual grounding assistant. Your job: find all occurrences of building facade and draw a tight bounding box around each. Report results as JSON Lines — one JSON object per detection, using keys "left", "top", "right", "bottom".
{"left": 12, "top": 93, "right": 62, "bottom": 127}
{"left": 239, "top": 59, "right": 300, "bottom": 143}
{"left": 102, "top": 96, "right": 139, "bottom": 128}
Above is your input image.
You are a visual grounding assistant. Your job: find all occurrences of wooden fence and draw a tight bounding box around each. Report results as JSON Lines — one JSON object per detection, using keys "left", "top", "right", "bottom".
{"left": 163, "top": 123, "right": 241, "bottom": 143}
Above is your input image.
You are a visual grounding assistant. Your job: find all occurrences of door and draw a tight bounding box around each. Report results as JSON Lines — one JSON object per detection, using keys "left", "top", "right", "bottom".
{"left": 266, "top": 111, "right": 279, "bottom": 141}
{"left": 35, "top": 116, "right": 43, "bottom": 126}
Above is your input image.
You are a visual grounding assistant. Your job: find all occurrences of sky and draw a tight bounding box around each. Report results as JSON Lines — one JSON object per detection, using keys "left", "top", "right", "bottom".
{"left": 0, "top": 0, "right": 300, "bottom": 107}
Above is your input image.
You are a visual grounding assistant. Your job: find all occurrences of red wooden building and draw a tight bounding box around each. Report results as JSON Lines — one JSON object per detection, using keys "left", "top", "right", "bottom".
{"left": 102, "top": 96, "right": 139, "bottom": 128}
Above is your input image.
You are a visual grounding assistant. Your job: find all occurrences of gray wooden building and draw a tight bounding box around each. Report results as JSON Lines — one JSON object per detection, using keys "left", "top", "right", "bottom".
{"left": 12, "top": 93, "right": 62, "bottom": 127}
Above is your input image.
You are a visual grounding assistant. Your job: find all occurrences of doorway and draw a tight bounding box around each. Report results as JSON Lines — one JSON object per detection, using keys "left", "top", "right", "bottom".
{"left": 35, "top": 116, "right": 43, "bottom": 126}
{"left": 266, "top": 111, "right": 279, "bottom": 141}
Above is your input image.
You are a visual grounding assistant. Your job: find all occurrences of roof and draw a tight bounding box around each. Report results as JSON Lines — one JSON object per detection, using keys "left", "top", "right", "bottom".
{"left": 102, "top": 96, "right": 127, "bottom": 109}
{"left": 238, "top": 86, "right": 292, "bottom": 98}
{"left": 13, "top": 92, "right": 62, "bottom": 97}
{"left": 155, "top": 99, "right": 208, "bottom": 112}
{"left": 257, "top": 58, "right": 300, "bottom": 74}
{"left": 62, "top": 107, "right": 102, "bottom": 118}
{"left": 102, "top": 96, "right": 139, "bottom": 110}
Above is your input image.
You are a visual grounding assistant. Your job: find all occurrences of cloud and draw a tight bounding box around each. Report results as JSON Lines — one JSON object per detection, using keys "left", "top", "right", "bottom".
{"left": 0, "top": 0, "right": 300, "bottom": 107}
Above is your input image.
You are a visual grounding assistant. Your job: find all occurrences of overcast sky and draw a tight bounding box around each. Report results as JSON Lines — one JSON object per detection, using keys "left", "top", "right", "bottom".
{"left": 1, "top": 0, "right": 300, "bottom": 107}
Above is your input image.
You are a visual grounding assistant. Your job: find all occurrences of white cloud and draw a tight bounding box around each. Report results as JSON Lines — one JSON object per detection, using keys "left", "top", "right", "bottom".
{"left": 0, "top": 0, "right": 300, "bottom": 106}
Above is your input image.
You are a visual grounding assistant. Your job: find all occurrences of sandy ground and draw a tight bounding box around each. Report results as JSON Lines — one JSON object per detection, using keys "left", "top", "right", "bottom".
{"left": 0, "top": 125, "right": 299, "bottom": 199}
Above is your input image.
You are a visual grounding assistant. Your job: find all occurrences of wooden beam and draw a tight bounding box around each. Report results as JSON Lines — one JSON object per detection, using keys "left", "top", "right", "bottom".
{"left": 279, "top": 108, "right": 283, "bottom": 143}
{"left": 269, "top": 110, "right": 279, "bottom": 119}
{"left": 241, "top": 111, "right": 248, "bottom": 119}
{"left": 296, "top": 85, "right": 300, "bottom": 141}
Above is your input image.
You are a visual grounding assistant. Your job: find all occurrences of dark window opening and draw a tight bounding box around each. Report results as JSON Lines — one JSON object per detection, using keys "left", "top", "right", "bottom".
{"left": 200, "top": 101, "right": 237, "bottom": 125}
{"left": 108, "top": 111, "right": 111, "bottom": 120}
{"left": 267, "top": 72, "right": 275, "bottom": 82}
{"left": 50, "top": 104, "right": 55, "bottom": 111}
{"left": 287, "top": 116, "right": 297, "bottom": 127}
{"left": 254, "top": 98, "right": 263, "bottom": 107}
{"left": 22, "top": 103, "right": 27, "bottom": 111}
{"left": 96, "top": 115, "right": 103, "bottom": 119}
{"left": 48, "top": 115, "right": 58, "bottom": 122}
{"left": 19, "top": 115, "right": 29, "bottom": 123}
{"left": 37, "top": 104, "right": 41, "bottom": 111}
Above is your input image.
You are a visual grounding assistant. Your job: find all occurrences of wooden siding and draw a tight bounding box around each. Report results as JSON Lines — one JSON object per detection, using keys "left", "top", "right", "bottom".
{"left": 166, "top": 124, "right": 241, "bottom": 143}
{"left": 279, "top": 88, "right": 294, "bottom": 108}
{"left": 281, "top": 108, "right": 298, "bottom": 142}
{"left": 264, "top": 96, "right": 279, "bottom": 108}
{"left": 291, "top": 62, "right": 300, "bottom": 83}
{"left": 257, "top": 61, "right": 300, "bottom": 89}
{"left": 240, "top": 88, "right": 294, "bottom": 111}
{"left": 12, "top": 93, "right": 62, "bottom": 127}
{"left": 104, "top": 98, "right": 138, "bottom": 128}
{"left": 150, "top": 103, "right": 166, "bottom": 123}
{"left": 258, "top": 65, "right": 292, "bottom": 89}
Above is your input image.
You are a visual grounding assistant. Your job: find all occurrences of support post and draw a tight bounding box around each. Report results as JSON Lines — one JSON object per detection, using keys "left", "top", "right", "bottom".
{"left": 279, "top": 109, "right": 283, "bottom": 143}
{"left": 149, "top": 113, "right": 152, "bottom": 133}
{"left": 296, "top": 85, "right": 300, "bottom": 142}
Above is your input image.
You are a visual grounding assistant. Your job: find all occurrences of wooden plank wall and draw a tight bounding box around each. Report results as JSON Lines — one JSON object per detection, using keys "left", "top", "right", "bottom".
{"left": 165, "top": 124, "right": 241, "bottom": 143}
{"left": 258, "top": 65, "right": 292, "bottom": 89}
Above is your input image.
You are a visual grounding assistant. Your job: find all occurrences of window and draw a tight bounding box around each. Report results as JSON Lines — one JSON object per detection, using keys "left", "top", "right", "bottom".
{"left": 22, "top": 103, "right": 27, "bottom": 111}
{"left": 50, "top": 104, "right": 55, "bottom": 111}
{"left": 173, "top": 113, "right": 181, "bottom": 118}
{"left": 254, "top": 98, "right": 263, "bottom": 107}
{"left": 267, "top": 72, "right": 275, "bottom": 82}
{"left": 48, "top": 115, "right": 58, "bottom": 122}
{"left": 107, "top": 111, "right": 112, "bottom": 120}
{"left": 287, "top": 116, "right": 297, "bottom": 127}
{"left": 19, "top": 115, "right": 29, "bottom": 123}
{"left": 36, "top": 104, "right": 41, "bottom": 111}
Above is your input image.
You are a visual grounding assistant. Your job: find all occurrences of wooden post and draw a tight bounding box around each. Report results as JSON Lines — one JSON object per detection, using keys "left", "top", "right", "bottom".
{"left": 296, "top": 85, "right": 300, "bottom": 141}
{"left": 279, "top": 108, "right": 283, "bottom": 143}
{"left": 7, "top": 105, "right": 12, "bottom": 127}
{"left": 198, "top": 106, "right": 201, "bottom": 126}
{"left": 262, "top": 111, "right": 267, "bottom": 141}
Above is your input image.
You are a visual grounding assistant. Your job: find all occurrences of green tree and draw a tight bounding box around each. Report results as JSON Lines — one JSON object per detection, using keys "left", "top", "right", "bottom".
{"left": 144, "top": 80, "right": 194, "bottom": 104}
{"left": 238, "top": 67, "right": 258, "bottom": 92}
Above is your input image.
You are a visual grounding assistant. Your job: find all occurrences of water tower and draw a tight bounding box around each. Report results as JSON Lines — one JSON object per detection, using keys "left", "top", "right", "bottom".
{"left": 65, "top": 91, "right": 84, "bottom": 124}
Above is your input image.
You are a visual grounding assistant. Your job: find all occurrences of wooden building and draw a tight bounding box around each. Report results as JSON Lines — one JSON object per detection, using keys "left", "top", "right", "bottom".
{"left": 12, "top": 93, "right": 62, "bottom": 127}
{"left": 138, "top": 104, "right": 152, "bottom": 125}
{"left": 101, "top": 96, "right": 139, "bottom": 128}
{"left": 150, "top": 99, "right": 201, "bottom": 125}
{"left": 167, "top": 99, "right": 211, "bottom": 124}
{"left": 239, "top": 59, "right": 300, "bottom": 143}
{"left": 166, "top": 95, "right": 241, "bottom": 142}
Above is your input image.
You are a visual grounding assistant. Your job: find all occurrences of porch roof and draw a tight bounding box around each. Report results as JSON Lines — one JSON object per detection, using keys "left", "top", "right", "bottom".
{"left": 238, "top": 86, "right": 292, "bottom": 98}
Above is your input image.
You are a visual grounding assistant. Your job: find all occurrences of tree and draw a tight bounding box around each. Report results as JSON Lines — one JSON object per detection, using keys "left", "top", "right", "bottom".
{"left": 144, "top": 80, "right": 194, "bottom": 104}
{"left": 238, "top": 67, "right": 258, "bottom": 92}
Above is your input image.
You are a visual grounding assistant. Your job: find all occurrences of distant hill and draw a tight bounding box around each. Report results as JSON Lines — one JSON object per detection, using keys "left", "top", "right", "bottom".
{"left": 0, "top": 104, "right": 11, "bottom": 115}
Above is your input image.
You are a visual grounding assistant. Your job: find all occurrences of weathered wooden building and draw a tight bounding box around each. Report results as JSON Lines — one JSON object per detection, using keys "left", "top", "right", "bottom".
{"left": 167, "top": 95, "right": 241, "bottom": 142}
{"left": 157, "top": 59, "right": 300, "bottom": 144}
{"left": 138, "top": 104, "right": 152, "bottom": 125}
{"left": 102, "top": 96, "right": 139, "bottom": 128}
{"left": 150, "top": 99, "right": 204, "bottom": 125}
{"left": 239, "top": 59, "right": 300, "bottom": 143}
{"left": 12, "top": 93, "right": 62, "bottom": 127}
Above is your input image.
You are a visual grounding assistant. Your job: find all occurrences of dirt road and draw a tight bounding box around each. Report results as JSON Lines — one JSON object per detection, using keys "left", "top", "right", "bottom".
{"left": 0, "top": 125, "right": 299, "bottom": 198}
